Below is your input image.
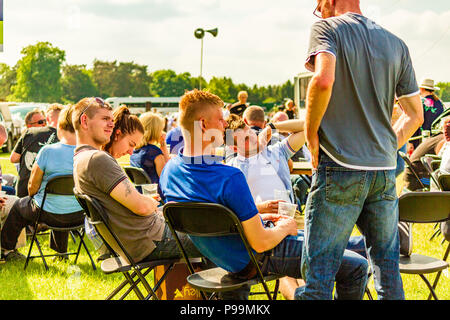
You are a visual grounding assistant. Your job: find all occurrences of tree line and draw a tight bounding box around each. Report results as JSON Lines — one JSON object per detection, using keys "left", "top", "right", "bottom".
{"left": 0, "top": 41, "right": 295, "bottom": 108}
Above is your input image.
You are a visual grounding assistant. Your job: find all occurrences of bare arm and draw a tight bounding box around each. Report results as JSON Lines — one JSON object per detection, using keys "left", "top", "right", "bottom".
{"left": 241, "top": 214, "right": 297, "bottom": 253}
{"left": 305, "top": 52, "right": 336, "bottom": 168}
{"left": 394, "top": 94, "right": 424, "bottom": 149}
{"left": 28, "top": 163, "right": 44, "bottom": 196}
{"left": 109, "top": 178, "right": 159, "bottom": 216}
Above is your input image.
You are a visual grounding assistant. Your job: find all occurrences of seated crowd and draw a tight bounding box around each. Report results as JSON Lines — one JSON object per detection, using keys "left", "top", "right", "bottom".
{"left": 0, "top": 87, "right": 446, "bottom": 300}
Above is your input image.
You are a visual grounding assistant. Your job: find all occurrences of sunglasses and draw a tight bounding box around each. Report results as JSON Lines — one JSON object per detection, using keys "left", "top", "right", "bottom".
{"left": 29, "top": 119, "right": 47, "bottom": 126}
{"left": 313, "top": 3, "right": 322, "bottom": 18}
{"left": 78, "top": 97, "right": 110, "bottom": 123}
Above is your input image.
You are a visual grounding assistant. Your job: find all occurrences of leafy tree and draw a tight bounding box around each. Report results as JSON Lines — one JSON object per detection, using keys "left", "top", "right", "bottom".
{"left": 61, "top": 64, "right": 98, "bottom": 103}
{"left": 91, "top": 59, "right": 119, "bottom": 98}
{"left": 437, "top": 82, "right": 450, "bottom": 102}
{"left": 9, "top": 41, "right": 65, "bottom": 102}
{"left": 149, "top": 69, "right": 194, "bottom": 97}
{"left": 0, "top": 63, "right": 16, "bottom": 101}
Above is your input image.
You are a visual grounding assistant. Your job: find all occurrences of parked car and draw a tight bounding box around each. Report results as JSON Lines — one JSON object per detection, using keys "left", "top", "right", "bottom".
{"left": 0, "top": 103, "right": 25, "bottom": 153}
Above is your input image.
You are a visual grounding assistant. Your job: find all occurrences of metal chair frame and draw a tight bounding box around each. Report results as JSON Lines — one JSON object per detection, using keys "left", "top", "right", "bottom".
{"left": 163, "top": 202, "right": 285, "bottom": 300}
{"left": 24, "top": 175, "right": 96, "bottom": 271}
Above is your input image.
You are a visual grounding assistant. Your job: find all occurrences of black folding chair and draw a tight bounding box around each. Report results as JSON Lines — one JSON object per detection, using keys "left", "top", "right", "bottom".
{"left": 124, "top": 166, "right": 152, "bottom": 186}
{"left": 74, "top": 191, "right": 190, "bottom": 300}
{"left": 398, "top": 191, "right": 450, "bottom": 300}
{"left": 398, "top": 151, "right": 427, "bottom": 190}
{"left": 24, "top": 175, "right": 96, "bottom": 271}
{"left": 163, "top": 202, "right": 283, "bottom": 300}
{"left": 420, "top": 155, "right": 441, "bottom": 189}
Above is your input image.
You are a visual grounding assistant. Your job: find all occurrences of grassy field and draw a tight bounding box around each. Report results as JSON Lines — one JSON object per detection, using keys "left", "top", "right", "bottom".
{"left": 0, "top": 153, "right": 448, "bottom": 300}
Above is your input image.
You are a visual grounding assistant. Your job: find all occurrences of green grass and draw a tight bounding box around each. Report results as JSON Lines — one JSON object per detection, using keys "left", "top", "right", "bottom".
{"left": 0, "top": 154, "right": 448, "bottom": 300}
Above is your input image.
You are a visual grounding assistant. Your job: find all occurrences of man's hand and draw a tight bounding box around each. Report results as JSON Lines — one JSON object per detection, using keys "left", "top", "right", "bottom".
{"left": 257, "top": 199, "right": 285, "bottom": 214}
{"left": 306, "top": 131, "right": 320, "bottom": 169}
{"left": 257, "top": 127, "right": 272, "bottom": 150}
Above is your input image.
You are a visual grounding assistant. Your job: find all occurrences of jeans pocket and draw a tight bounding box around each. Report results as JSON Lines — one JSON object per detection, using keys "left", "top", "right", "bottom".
{"left": 381, "top": 171, "right": 397, "bottom": 201}
{"left": 326, "top": 167, "right": 365, "bottom": 205}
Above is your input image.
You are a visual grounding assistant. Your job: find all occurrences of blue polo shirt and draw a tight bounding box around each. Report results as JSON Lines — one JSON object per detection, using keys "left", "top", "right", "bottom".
{"left": 159, "top": 150, "right": 259, "bottom": 273}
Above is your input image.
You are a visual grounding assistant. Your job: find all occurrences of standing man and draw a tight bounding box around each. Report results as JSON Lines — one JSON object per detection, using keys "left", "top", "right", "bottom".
{"left": 299, "top": 0, "right": 423, "bottom": 300}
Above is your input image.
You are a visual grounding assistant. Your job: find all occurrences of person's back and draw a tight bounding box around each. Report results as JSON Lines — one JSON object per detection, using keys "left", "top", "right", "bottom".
{"left": 160, "top": 154, "right": 258, "bottom": 272}
{"left": 308, "top": 13, "right": 418, "bottom": 168}
{"left": 33, "top": 142, "right": 81, "bottom": 214}
{"left": 166, "top": 126, "right": 184, "bottom": 155}
{"left": 13, "top": 126, "right": 59, "bottom": 197}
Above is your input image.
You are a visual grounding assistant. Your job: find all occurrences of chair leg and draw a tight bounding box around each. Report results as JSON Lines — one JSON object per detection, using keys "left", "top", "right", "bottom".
{"left": 419, "top": 274, "right": 439, "bottom": 300}
{"left": 272, "top": 279, "right": 280, "bottom": 300}
{"left": 427, "top": 243, "right": 450, "bottom": 300}
{"left": 34, "top": 237, "right": 49, "bottom": 271}
{"left": 365, "top": 286, "right": 374, "bottom": 300}
{"left": 123, "top": 271, "right": 145, "bottom": 300}
{"left": 24, "top": 228, "right": 38, "bottom": 270}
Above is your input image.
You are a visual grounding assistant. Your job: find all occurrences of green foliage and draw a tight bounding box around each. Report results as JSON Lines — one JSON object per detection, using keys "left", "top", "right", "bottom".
{"left": 61, "top": 64, "right": 98, "bottom": 104}
{"left": 9, "top": 42, "right": 65, "bottom": 102}
{"left": 149, "top": 69, "right": 194, "bottom": 97}
{"left": 0, "top": 63, "right": 16, "bottom": 101}
{"left": 437, "top": 82, "right": 450, "bottom": 102}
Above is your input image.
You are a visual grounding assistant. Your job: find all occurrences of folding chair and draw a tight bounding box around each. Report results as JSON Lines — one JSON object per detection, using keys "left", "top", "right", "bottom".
{"left": 74, "top": 191, "right": 188, "bottom": 300}
{"left": 163, "top": 202, "right": 283, "bottom": 300}
{"left": 24, "top": 175, "right": 96, "bottom": 271}
{"left": 398, "top": 151, "right": 427, "bottom": 190}
{"left": 124, "top": 166, "right": 152, "bottom": 186}
{"left": 398, "top": 191, "right": 450, "bottom": 300}
{"left": 420, "top": 156, "right": 441, "bottom": 189}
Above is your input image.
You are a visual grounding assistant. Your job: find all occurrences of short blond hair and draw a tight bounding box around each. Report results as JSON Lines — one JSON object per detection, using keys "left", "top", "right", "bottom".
{"left": 137, "top": 112, "right": 165, "bottom": 149}
{"left": 179, "top": 89, "right": 224, "bottom": 133}
{"left": 243, "top": 105, "right": 265, "bottom": 123}
{"left": 46, "top": 103, "right": 64, "bottom": 115}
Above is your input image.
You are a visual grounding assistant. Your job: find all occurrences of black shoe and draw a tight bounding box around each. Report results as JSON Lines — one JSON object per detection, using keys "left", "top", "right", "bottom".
{"left": 398, "top": 222, "right": 413, "bottom": 256}
{"left": 4, "top": 250, "right": 26, "bottom": 261}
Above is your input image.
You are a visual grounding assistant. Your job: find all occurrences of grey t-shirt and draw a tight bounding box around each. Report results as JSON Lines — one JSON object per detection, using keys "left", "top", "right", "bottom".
{"left": 306, "top": 13, "right": 419, "bottom": 169}
{"left": 73, "top": 145, "right": 165, "bottom": 263}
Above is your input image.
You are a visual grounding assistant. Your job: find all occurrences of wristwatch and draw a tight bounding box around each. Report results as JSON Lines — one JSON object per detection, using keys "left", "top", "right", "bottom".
{"left": 268, "top": 122, "right": 276, "bottom": 130}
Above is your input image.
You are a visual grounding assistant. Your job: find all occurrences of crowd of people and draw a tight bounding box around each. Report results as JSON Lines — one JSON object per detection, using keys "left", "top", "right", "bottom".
{"left": 0, "top": 0, "right": 448, "bottom": 301}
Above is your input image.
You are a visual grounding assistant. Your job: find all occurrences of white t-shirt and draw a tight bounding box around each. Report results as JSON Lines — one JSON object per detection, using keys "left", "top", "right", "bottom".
{"left": 244, "top": 153, "right": 287, "bottom": 203}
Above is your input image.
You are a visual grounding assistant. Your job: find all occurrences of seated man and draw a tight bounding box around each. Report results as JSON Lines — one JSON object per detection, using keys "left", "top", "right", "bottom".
{"left": 1, "top": 106, "right": 82, "bottom": 261}
{"left": 10, "top": 108, "right": 59, "bottom": 198}
{"left": 160, "top": 89, "right": 369, "bottom": 300}
{"left": 225, "top": 113, "right": 368, "bottom": 299}
{"left": 71, "top": 97, "right": 202, "bottom": 265}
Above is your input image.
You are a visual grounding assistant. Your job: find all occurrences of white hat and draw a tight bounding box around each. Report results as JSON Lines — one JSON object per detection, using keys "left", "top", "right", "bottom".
{"left": 419, "top": 78, "right": 440, "bottom": 91}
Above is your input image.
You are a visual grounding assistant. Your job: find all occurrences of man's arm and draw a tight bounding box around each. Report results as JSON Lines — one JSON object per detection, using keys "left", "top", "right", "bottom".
{"left": 394, "top": 95, "right": 424, "bottom": 149}
{"left": 109, "top": 179, "right": 159, "bottom": 216}
{"left": 241, "top": 214, "right": 297, "bottom": 253}
{"left": 305, "top": 52, "right": 336, "bottom": 168}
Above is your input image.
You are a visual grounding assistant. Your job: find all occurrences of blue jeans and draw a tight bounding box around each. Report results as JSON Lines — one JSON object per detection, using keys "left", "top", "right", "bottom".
{"left": 261, "top": 230, "right": 368, "bottom": 300}
{"left": 297, "top": 151, "right": 404, "bottom": 300}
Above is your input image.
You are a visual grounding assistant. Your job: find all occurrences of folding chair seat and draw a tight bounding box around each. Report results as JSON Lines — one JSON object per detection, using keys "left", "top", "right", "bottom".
{"left": 398, "top": 191, "right": 450, "bottom": 300}
{"left": 24, "top": 175, "right": 96, "bottom": 271}
{"left": 163, "top": 202, "right": 283, "bottom": 300}
{"left": 74, "top": 191, "right": 192, "bottom": 300}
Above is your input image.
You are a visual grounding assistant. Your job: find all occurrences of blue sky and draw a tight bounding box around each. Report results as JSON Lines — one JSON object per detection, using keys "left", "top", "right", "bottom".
{"left": 1, "top": 0, "right": 449, "bottom": 87}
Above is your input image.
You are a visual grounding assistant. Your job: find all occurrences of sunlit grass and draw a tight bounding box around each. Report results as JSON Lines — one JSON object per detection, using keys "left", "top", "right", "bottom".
{"left": 0, "top": 156, "right": 448, "bottom": 300}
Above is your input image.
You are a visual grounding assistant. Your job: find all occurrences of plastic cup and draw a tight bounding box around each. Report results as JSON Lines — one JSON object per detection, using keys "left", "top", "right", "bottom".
{"left": 278, "top": 202, "right": 297, "bottom": 217}
{"left": 274, "top": 189, "right": 290, "bottom": 202}
{"left": 142, "top": 184, "right": 158, "bottom": 196}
